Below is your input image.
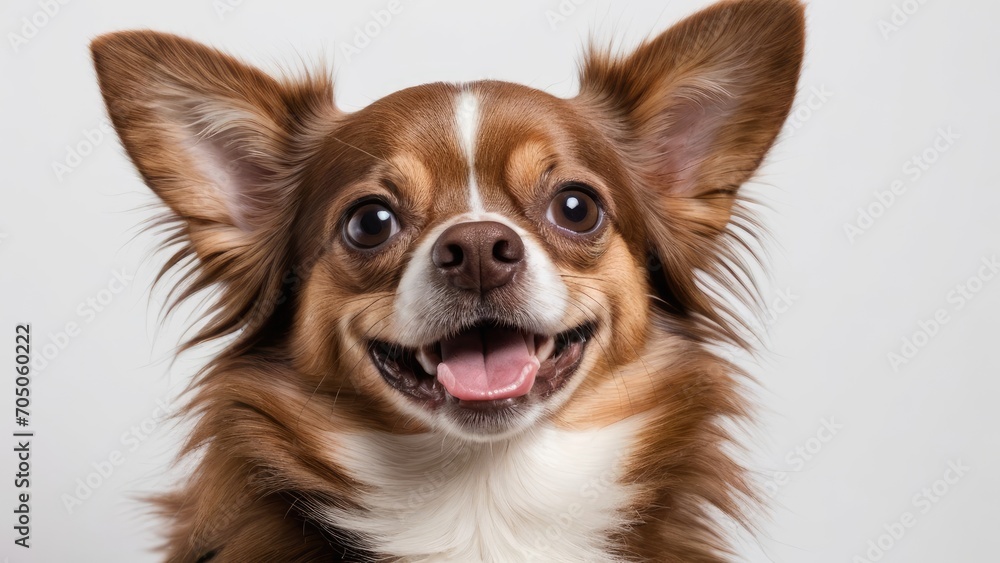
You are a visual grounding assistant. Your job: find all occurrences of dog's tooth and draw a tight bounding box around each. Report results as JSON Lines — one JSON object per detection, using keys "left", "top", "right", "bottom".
{"left": 416, "top": 346, "right": 439, "bottom": 375}
{"left": 536, "top": 336, "right": 556, "bottom": 363}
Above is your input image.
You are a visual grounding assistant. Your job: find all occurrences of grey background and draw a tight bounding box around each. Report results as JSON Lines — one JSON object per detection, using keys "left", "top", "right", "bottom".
{"left": 1, "top": 0, "right": 997, "bottom": 561}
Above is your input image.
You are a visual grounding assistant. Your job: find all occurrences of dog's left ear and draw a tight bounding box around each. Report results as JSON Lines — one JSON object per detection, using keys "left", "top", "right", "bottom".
{"left": 577, "top": 0, "right": 805, "bottom": 328}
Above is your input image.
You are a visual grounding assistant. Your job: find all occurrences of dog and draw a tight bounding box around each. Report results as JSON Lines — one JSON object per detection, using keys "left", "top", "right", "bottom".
{"left": 91, "top": 0, "right": 804, "bottom": 560}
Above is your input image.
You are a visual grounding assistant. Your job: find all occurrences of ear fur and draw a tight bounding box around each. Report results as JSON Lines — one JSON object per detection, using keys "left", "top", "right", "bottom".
{"left": 577, "top": 0, "right": 806, "bottom": 343}
{"left": 91, "top": 31, "right": 337, "bottom": 347}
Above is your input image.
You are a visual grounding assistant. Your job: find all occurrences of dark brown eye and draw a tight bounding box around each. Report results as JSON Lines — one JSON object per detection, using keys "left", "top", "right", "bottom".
{"left": 546, "top": 188, "right": 602, "bottom": 234}
{"left": 345, "top": 202, "right": 400, "bottom": 249}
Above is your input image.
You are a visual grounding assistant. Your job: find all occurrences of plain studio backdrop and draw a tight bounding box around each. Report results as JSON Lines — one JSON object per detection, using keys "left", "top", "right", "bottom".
{"left": 1, "top": 0, "right": 997, "bottom": 561}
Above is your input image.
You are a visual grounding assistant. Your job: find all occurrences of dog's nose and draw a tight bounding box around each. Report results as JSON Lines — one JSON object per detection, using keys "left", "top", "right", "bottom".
{"left": 432, "top": 221, "right": 525, "bottom": 293}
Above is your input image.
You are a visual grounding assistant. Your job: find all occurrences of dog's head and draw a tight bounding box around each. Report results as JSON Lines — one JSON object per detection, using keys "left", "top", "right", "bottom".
{"left": 92, "top": 0, "right": 803, "bottom": 441}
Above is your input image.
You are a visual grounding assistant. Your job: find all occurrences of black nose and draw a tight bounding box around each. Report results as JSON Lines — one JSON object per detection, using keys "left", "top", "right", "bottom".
{"left": 431, "top": 221, "right": 525, "bottom": 293}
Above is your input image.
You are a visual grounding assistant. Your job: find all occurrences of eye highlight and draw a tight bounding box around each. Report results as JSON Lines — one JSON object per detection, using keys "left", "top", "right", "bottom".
{"left": 344, "top": 201, "right": 400, "bottom": 249}
{"left": 546, "top": 187, "right": 603, "bottom": 234}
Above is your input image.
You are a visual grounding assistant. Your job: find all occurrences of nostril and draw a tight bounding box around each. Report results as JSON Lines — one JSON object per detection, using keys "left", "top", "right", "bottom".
{"left": 492, "top": 240, "right": 516, "bottom": 263}
{"left": 433, "top": 238, "right": 466, "bottom": 270}
{"left": 492, "top": 236, "right": 524, "bottom": 264}
{"left": 442, "top": 244, "right": 464, "bottom": 268}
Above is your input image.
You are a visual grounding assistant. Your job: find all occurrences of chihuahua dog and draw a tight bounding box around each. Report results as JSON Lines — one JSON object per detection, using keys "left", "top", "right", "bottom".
{"left": 92, "top": 0, "right": 804, "bottom": 560}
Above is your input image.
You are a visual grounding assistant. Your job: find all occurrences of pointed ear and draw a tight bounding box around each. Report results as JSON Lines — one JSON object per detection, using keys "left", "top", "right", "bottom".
{"left": 579, "top": 0, "right": 804, "bottom": 230}
{"left": 91, "top": 31, "right": 337, "bottom": 344}
{"left": 577, "top": 0, "right": 804, "bottom": 337}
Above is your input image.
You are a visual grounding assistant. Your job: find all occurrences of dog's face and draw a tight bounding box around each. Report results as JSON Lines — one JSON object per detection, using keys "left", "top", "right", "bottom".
{"left": 294, "top": 82, "right": 651, "bottom": 440}
{"left": 92, "top": 1, "right": 803, "bottom": 441}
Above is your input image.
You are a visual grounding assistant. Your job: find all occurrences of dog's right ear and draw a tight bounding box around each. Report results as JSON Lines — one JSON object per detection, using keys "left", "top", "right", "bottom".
{"left": 91, "top": 31, "right": 337, "bottom": 344}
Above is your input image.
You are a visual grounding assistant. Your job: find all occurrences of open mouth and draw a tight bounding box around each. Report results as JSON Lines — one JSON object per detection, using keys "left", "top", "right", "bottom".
{"left": 369, "top": 321, "right": 596, "bottom": 411}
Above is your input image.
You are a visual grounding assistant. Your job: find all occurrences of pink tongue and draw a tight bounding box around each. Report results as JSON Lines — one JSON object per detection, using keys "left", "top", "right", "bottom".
{"left": 437, "top": 327, "right": 539, "bottom": 401}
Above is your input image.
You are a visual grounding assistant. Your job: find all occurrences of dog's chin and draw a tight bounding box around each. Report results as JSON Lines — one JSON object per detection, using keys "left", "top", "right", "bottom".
{"left": 368, "top": 320, "right": 596, "bottom": 440}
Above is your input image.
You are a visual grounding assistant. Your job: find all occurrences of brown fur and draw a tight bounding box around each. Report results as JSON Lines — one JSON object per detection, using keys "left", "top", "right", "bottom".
{"left": 91, "top": 0, "right": 804, "bottom": 560}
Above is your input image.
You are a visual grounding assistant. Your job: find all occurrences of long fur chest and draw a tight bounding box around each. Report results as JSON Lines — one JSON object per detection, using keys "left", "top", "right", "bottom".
{"left": 323, "top": 417, "right": 648, "bottom": 562}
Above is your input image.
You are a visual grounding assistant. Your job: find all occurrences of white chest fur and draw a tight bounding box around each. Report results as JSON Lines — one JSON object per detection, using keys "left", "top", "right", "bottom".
{"left": 324, "top": 417, "right": 647, "bottom": 562}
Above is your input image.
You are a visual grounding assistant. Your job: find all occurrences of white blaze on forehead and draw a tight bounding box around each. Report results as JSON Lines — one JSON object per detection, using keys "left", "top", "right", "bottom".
{"left": 454, "top": 90, "right": 485, "bottom": 214}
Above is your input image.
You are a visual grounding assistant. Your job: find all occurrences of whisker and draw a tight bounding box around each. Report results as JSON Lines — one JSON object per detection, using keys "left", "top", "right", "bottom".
{"left": 565, "top": 286, "right": 660, "bottom": 404}
{"left": 295, "top": 296, "right": 395, "bottom": 426}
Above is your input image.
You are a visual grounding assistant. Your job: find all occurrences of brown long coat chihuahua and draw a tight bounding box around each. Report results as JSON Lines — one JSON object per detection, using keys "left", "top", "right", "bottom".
{"left": 92, "top": 0, "right": 804, "bottom": 560}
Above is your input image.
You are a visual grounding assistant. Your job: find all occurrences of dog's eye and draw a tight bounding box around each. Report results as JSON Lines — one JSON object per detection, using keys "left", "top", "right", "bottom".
{"left": 546, "top": 188, "right": 602, "bottom": 234}
{"left": 345, "top": 202, "right": 400, "bottom": 249}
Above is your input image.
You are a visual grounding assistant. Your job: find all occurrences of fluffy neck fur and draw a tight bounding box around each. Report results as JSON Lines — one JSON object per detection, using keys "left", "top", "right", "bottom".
{"left": 155, "top": 323, "right": 754, "bottom": 563}
{"left": 324, "top": 417, "right": 648, "bottom": 562}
